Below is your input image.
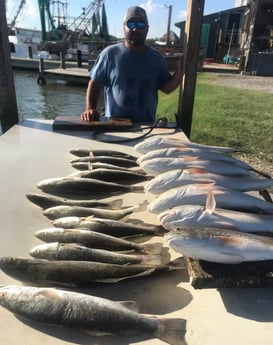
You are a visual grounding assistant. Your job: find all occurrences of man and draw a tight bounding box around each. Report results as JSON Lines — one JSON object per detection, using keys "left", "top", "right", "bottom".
{"left": 81, "top": 5, "right": 182, "bottom": 123}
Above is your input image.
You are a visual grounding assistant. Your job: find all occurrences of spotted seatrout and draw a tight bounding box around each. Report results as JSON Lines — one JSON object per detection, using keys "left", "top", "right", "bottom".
{"left": 0, "top": 285, "right": 186, "bottom": 344}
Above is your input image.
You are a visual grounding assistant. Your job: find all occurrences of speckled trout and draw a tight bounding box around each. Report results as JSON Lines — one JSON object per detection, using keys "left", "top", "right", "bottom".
{"left": 43, "top": 200, "right": 148, "bottom": 220}
{"left": 35, "top": 228, "right": 163, "bottom": 254}
{"left": 70, "top": 148, "right": 138, "bottom": 160}
{"left": 37, "top": 176, "right": 144, "bottom": 194}
{"left": 166, "top": 227, "right": 273, "bottom": 264}
{"left": 52, "top": 216, "right": 165, "bottom": 237}
{"left": 0, "top": 285, "right": 186, "bottom": 344}
{"left": 0, "top": 257, "right": 185, "bottom": 286}
{"left": 29, "top": 242, "right": 162, "bottom": 266}
{"left": 26, "top": 193, "right": 123, "bottom": 209}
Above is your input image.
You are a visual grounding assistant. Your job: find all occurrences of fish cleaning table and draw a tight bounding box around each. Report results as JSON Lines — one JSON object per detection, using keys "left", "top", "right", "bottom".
{"left": 0, "top": 119, "right": 273, "bottom": 345}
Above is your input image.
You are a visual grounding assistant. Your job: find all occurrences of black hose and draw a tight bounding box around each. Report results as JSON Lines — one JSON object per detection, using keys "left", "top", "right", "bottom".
{"left": 91, "top": 117, "right": 177, "bottom": 143}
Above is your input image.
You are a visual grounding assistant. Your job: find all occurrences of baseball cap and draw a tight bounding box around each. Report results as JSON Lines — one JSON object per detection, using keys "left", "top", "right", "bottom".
{"left": 124, "top": 6, "right": 148, "bottom": 24}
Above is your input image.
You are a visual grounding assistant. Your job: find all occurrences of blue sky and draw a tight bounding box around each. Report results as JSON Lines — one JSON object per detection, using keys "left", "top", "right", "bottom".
{"left": 7, "top": 0, "right": 237, "bottom": 39}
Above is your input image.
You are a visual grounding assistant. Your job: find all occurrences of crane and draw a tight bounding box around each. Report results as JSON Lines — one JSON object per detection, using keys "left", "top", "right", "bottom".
{"left": 9, "top": 0, "right": 26, "bottom": 29}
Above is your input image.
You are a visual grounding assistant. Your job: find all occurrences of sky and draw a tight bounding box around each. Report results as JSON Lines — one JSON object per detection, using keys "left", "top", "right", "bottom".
{"left": 6, "top": 0, "right": 238, "bottom": 39}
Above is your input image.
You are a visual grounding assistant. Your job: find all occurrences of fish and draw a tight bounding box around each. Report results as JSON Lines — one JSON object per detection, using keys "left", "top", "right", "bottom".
{"left": 26, "top": 193, "right": 123, "bottom": 210}
{"left": 137, "top": 147, "right": 251, "bottom": 170}
{"left": 134, "top": 136, "right": 237, "bottom": 154}
{"left": 0, "top": 285, "right": 186, "bottom": 344}
{"left": 52, "top": 216, "right": 165, "bottom": 237}
{"left": 139, "top": 157, "right": 257, "bottom": 177}
{"left": 144, "top": 168, "right": 273, "bottom": 194}
{"left": 148, "top": 183, "right": 273, "bottom": 214}
{"left": 37, "top": 176, "right": 144, "bottom": 195}
{"left": 43, "top": 201, "right": 148, "bottom": 220}
{"left": 70, "top": 148, "right": 138, "bottom": 160}
{"left": 158, "top": 191, "right": 273, "bottom": 233}
{"left": 29, "top": 242, "right": 162, "bottom": 266}
{"left": 70, "top": 156, "right": 138, "bottom": 168}
{"left": 71, "top": 161, "right": 145, "bottom": 173}
{"left": 166, "top": 227, "right": 273, "bottom": 264}
{"left": 68, "top": 168, "right": 151, "bottom": 184}
{"left": 0, "top": 257, "right": 186, "bottom": 286}
{"left": 35, "top": 228, "right": 163, "bottom": 254}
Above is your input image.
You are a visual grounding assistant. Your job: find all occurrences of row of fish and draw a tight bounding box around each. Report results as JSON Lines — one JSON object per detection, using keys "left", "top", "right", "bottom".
{"left": 0, "top": 146, "right": 189, "bottom": 344}
{"left": 134, "top": 135, "right": 273, "bottom": 264}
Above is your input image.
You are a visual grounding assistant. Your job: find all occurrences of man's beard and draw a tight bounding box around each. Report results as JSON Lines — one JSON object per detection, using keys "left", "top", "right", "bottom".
{"left": 127, "top": 32, "right": 146, "bottom": 46}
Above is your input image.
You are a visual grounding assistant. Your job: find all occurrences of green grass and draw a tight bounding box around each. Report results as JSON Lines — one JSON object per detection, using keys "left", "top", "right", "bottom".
{"left": 157, "top": 73, "right": 273, "bottom": 164}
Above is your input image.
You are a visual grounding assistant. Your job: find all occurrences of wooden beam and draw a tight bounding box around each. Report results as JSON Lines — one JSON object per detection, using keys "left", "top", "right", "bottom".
{"left": 0, "top": 0, "right": 18, "bottom": 134}
{"left": 177, "top": 0, "right": 205, "bottom": 138}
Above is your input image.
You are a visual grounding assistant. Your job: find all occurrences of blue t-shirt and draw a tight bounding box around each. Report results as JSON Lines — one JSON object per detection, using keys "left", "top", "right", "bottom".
{"left": 90, "top": 42, "right": 171, "bottom": 123}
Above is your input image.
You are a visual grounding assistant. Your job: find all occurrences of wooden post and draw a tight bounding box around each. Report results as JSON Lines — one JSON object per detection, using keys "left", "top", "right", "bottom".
{"left": 60, "top": 51, "right": 66, "bottom": 69}
{"left": 166, "top": 5, "right": 172, "bottom": 45}
{"left": 0, "top": 0, "right": 19, "bottom": 134}
{"left": 177, "top": 0, "right": 205, "bottom": 138}
{"left": 37, "top": 58, "right": 46, "bottom": 84}
{"left": 77, "top": 50, "right": 82, "bottom": 68}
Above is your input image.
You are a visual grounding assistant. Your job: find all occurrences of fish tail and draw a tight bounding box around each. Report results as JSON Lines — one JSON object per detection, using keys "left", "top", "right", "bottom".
{"left": 109, "top": 199, "right": 123, "bottom": 209}
{"left": 135, "top": 200, "right": 149, "bottom": 212}
{"left": 142, "top": 243, "right": 163, "bottom": 255}
{"left": 130, "top": 185, "right": 145, "bottom": 193}
{"left": 155, "top": 318, "right": 187, "bottom": 345}
{"left": 140, "top": 254, "right": 162, "bottom": 266}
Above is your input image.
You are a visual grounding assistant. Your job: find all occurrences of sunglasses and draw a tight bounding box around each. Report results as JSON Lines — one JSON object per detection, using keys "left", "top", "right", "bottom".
{"left": 126, "top": 21, "right": 146, "bottom": 30}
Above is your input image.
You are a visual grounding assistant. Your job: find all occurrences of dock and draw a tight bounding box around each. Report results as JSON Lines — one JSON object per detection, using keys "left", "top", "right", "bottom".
{"left": 0, "top": 118, "right": 273, "bottom": 345}
{"left": 43, "top": 67, "right": 90, "bottom": 84}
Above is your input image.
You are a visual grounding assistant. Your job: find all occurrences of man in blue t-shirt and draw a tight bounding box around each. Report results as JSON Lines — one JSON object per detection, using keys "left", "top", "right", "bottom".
{"left": 81, "top": 5, "right": 182, "bottom": 123}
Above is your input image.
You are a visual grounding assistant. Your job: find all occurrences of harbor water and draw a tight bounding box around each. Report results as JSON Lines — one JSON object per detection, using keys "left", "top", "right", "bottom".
{"left": 13, "top": 70, "right": 88, "bottom": 121}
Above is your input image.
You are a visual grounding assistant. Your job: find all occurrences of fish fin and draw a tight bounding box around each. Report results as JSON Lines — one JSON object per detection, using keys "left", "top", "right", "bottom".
{"left": 85, "top": 215, "right": 95, "bottom": 220}
{"left": 109, "top": 198, "right": 123, "bottom": 209}
{"left": 165, "top": 256, "right": 186, "bottom": 270}
{"left": 89, "top": 152, "right": 94, "bottom": 158}
{"left": 184, "top": 156, "right": 198, "bottom": 162}
{"left": 155, "top": 318, "right": 187, "bottom": 345}
{"left": 130, "top": 185, "right": 145, "bottom": 193}
{"left": 39, "top": 289, "right": 62, "bottom": 299}
{"left": 188, "top": 167, "right": 209, "bottom": 174}
{"left": 140, "top": 254, "right": 162, "bottom": 266}
{"left": 135, "top": 200, "right": 149, "bottom": 212}
{"left": 194, "top": 183, "right": 216, "bottom": 189}
{"left": 205, "top": 191, "right": 216, "bottom": 214}
{"left": 117, "top": 301, "right": 139, "bottom": 312}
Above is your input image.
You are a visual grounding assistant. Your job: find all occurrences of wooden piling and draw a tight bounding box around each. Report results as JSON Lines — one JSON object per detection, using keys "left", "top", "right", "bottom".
{"left": 0, "top": 0, "right": 19, "bottom": 134}
{"left": 177, "top": 0, "right": 205, "bottom": 138}
{"left": 37, "top": 58, "right": 46, "bottom": 84}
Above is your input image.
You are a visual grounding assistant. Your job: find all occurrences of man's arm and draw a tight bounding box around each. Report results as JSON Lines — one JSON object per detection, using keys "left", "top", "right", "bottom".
{"left": 81, "top": 79, "right": 102, "bottom": 121}
{"left": 160, "top": 55, "right": 183, "bottom": 94}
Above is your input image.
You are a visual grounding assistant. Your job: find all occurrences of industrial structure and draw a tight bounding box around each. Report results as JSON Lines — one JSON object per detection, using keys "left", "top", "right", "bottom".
{"left": 175, "top": 0, "right": 273, "bottom": 75}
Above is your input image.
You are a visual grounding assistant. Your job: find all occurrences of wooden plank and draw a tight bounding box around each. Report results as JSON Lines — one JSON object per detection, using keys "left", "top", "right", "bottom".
{"left": 177, "top": 0, "right": 205, "bottom": 138}
{"left": 186, "top": 256, "right": 273, "bottom": 289}
{"left": 53, "top": 115, "right": 133, "bottom": 131}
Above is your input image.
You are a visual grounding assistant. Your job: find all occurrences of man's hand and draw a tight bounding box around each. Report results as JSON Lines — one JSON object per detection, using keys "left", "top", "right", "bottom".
{"left": 81, "top": 108, "right": 100, "bottom": 121}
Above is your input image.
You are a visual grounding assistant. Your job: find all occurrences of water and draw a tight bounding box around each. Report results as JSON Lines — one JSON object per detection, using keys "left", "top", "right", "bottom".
{"left": 13, "top": 70, "right": 87, "bottom": 121}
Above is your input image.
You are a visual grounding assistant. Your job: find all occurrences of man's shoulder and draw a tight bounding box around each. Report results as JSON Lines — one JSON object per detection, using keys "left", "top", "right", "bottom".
{"left": 103, "top": 42, "right": 125, "bottom": 54}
